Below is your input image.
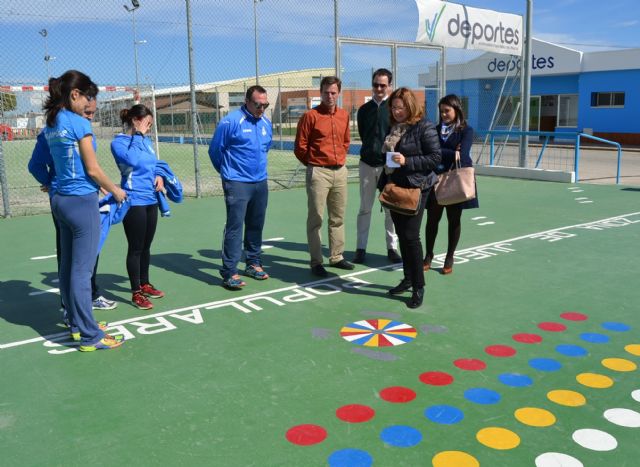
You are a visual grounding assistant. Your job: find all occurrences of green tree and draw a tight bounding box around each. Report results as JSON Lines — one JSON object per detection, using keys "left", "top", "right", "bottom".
{"left": 0, "top": 91, "right": 17, "bottom": 116}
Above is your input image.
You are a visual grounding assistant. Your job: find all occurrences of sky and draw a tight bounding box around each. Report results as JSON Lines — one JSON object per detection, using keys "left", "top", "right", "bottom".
{"left": 0, "top": 0, "right": 638, "bottom": 89}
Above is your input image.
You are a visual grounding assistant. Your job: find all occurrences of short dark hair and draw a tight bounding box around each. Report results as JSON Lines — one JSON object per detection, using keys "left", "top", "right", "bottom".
{"left": 320, "top": 76, "right": 341, "bottom": 93}
{"left": 245, "top": 85, "right": 267, "bottom": 100}
{"left": 372, "top": 68, "right": 392, "bottom": 86}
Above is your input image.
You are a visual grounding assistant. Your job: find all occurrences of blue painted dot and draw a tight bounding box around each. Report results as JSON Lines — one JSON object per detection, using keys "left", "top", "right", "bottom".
{"left": 580, "top": 332, "right": 610, "bottom": 343}
{"left": 464, "top": 388, "right": 501, "bottom": 405}
{"left": 498, "top": 373, "right": 533, "bottom": 387}
{"left": 529, "top": 358, "right": 562, "bottom": 372}
{"left": 328, "top": 449, "right": 373, "bottom": 467}
{"left": 556, "top": 344, "right": 588, "bottom": 357}
{"left": 380, "top": 425, "right": 422, "bottom": 447}
{"left": 601, "top": 322, "right": 631, "bottom": 332}
{"left": 425, "top": 405, "right": 464, "bottom": 424}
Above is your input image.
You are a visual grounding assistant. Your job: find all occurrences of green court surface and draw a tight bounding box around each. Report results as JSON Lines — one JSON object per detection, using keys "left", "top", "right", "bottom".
{"left": 1, "top": 177, "right": 639, "bottom": 466}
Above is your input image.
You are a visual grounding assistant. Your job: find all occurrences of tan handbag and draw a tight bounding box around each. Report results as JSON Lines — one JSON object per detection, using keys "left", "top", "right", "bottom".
{"left": 434, "top": 151, "right": 476, "bottom": 206}
{"left": 379, "top": 182, "right": 422, "bottom": 216}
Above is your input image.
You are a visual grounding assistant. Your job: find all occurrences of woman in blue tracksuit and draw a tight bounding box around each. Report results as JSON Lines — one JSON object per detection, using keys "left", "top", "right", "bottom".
{"left": 111, "top": 104, "right": 164, "bottom": 310}
{"left": 423, "top": 94, "right": 479, "bottom": 275}
{"left": 44, "top": 69, "right": 126, "bottom": 351}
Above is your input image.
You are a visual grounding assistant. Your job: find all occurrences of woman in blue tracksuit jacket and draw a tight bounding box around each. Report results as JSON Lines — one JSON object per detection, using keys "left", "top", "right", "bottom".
{"left": 111, "top": 104, "right": 164, "bottom": 310}
{"left": 44, "top": 70, "right": 126, "bottom": 351}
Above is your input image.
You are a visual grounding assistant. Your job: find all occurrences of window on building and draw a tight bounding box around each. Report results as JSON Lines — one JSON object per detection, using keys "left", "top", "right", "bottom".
{"left": 558, "top": 94, "right": 578, "bottom": 127}
{"left": 228, "top": 92, "right": 246, "bottom": 111}
{"left": 496, "top": 96, "right": 520, "bottom": 127}
{"left": 591, "top": 92, "right": 625, "bottom": 108}
{"left": 311, "top": 76, "right": 323, "bottom": 87}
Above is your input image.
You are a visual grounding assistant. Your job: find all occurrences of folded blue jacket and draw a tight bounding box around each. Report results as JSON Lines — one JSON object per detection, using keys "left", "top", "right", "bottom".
{"left": 155, "top": 160, "right": 183, "bottom": 217}
{"left": 98, "top": 194, "right": 131, "bottom": 252}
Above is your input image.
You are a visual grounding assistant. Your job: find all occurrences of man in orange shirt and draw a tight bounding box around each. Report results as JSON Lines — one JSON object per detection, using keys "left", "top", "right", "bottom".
{"left": 294, "top": 76, "right": 355, "bottom": 277}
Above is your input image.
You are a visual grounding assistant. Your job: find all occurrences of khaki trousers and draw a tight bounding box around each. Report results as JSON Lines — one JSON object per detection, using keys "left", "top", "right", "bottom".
{"left": 306, "top": 165, "right": 348, "bottom": 267}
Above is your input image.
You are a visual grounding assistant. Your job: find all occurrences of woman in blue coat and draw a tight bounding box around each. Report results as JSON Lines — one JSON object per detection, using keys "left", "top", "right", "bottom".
{"left": 44, "top": 70, "right": 126, "bottom": 351}
{"left": 111, "top": 104, "right": 164, "bottom": 310}
{"left": 424, "top": 94, "right": 479, "bottom": 275}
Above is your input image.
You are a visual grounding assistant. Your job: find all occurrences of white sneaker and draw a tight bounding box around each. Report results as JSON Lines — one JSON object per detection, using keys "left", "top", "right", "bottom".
{"left": 92, "top": 296, "right": 118, "bottom": 310}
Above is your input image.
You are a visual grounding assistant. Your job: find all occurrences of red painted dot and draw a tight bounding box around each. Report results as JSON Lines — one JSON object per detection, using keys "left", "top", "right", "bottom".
{"left": 335, "top": 404, "right": 375, "bottom": 423}
{"left": 485, "top": 344, "right": 517, "bottom": 357}
{"left": 560, "top": 312, "right": 588, "bottom": 321}
{"left": 285, "top": 424, "right": 327, "bottom": 446}
{"left": 512, "top": 333, "right": 543, "bottom": 344}
{"left": 454, "top": 358, "right": 487, "bottom": 371}
{"left": 538, "top": 322, "right": 567, "bottom": 332}
{"left": 419, "top": 371, "right": 454, "bottom": 386}
{"left": 379, "top": 386, "right": 417, "bottom": 403}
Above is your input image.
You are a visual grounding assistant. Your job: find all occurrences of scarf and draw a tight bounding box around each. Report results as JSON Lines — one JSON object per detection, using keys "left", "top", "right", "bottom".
{"left": 440, "top": 122, "right": 456, "bottom": 142}
{"left": 382, "top": 123, "right": 410, "bottom": 174}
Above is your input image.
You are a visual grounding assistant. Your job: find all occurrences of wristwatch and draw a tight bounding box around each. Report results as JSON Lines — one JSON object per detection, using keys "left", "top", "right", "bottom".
{"left": 134, "top": 130, "right": 144, "bottom": 136}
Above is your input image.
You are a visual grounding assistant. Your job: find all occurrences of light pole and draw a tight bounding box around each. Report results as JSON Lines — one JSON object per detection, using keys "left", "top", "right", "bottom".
{"left": 253, "top": 0, "right": 263, "bottom": 85}
{"left": 124, "top": 0, "right": 145, "bottom": 94}
{"left": 38, "top": 29, "right": 55, "bottom": 79}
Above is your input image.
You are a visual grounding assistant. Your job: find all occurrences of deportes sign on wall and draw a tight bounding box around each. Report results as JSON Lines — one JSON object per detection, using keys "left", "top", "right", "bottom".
{"left": 415, "top": 0, "right": 523, "bottom": 55}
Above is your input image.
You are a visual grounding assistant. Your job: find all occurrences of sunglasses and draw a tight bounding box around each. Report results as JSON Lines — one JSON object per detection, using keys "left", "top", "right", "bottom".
{"left": 373, "top": 83, "right": 388, "bottom": 89}
{"left": 251, "top": 101, "right": 269, "bottom": 109}
{"left": 79, "top": 90, "right": 95, "bottom": 102}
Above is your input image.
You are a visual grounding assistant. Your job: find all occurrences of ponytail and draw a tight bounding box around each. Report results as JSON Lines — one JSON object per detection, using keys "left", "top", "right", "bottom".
{"left": 119, "top": 104, "right": 153, "bottom": 129}
{"left": 43, "top": 70, "right": 98, "bottom": 127}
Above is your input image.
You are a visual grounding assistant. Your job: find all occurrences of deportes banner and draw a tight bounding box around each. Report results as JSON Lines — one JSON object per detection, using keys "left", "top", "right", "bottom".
{"left": 415, "top": 0, "right": 523, "bottom": 55}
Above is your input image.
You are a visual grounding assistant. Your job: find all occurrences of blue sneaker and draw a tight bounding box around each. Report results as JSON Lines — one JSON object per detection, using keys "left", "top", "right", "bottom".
{"left": 92, "top": 296, "right": 118, "bottom": 310}
{"left": 222, "top": 274, "right": 247, "bottom": 290}
{"left": 244, "top": 264, "right": 269, "bottom": 280}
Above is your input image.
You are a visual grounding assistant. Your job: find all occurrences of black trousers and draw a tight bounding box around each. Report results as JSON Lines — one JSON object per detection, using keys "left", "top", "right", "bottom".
{"left": 390, "top": 192, "right": 428, "bottom": 290}
{"left": 123, "top": 204, "right": 158, "bottom": 291}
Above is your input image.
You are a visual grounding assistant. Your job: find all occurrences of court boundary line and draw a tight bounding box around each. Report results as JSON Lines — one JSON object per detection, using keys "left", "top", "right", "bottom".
{"left": 2, "top": 211, "right": 639, "bottom": 351}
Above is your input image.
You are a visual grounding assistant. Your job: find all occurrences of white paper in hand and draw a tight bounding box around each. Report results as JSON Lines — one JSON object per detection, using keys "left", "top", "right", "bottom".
{"left": 386, "top": 151, "right": 400, "bottom": 168}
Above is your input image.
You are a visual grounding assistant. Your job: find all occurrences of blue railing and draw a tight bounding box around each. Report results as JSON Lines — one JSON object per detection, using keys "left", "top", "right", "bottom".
{"left": 487, "top": 130, "right": 623, "bottom": 184}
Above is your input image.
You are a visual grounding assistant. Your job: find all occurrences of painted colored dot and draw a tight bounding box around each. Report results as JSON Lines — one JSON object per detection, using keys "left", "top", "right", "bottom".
{"left": 529, "top": 358, "right": 562, "bottom": 372}
{"left": 556, "top": 344, "right": 588, "bottom": 357}
{"left": 485, "top": 345, "right": 517, "bottom": 357}
{"left": 512, "top": 333, "right": 542, "bottom": 344}
{"left": 335, "top": 404, "right": 375, "bottom": 423}
{"left": 572, "top": 428, "right": 618, "bottom": 451}
{"left": 632, "top": 389, "right": 640, "bottom": 402}
{"left": 425, "top": 405, "right": 464, "bottom": 424}
{"left": 464, "top": 388, "right": 501, "bottom": 405}
{"left": 547, "top": 389, "right": 586, "bottom": 407}
{"left": 514, "top": 407, "right": 556, "bottom": 427}
{"left": 380, "top": 425, "right": 422, "bottom": 447}
{"left": 499, "top": 373, "right": 533, "bottom": 387}
{"left": 285, "top": 424, "right": 327, "bottom": 446}
{"left": 535, "top": 452, "right": 583, "bottom": 467}
{"left": 433, "top": 451, "right": 479, "bottom": 467}
{"left": 419, "top": 371, "right": 454, "bottom": 386}
{"left": 379, "top": 386, "right": 416, "bottom": 403}
{"left": 328, "top": 448, "right": 373, "bottom": 467}
{"left": 580, "top": 333, "right": 609, "bottom": 344}
{"left": 602, "top": 322, "right": 631, "bottom": 332}
{"left": 454, "top": 358, "right": 486, "bottom": 371}
{"left": 560, "top": 312, "right": 588, "bottom": 321}
{"left": 601, "top": 358, "right": 637, "bottom": 372}
{"left": 576, "top": 373, "right": 614, "bottom": 389}
{"left": 603, "top": 408, "right": 640, "bottom": 428}
{"left": 625, "top": 344, "right": 640, "bottom": 356}
{"left": 476, "top": 427, "right": 520, "bottom": 450}
{"left": 538, "top": 322, "right": 567, "bottom": 332}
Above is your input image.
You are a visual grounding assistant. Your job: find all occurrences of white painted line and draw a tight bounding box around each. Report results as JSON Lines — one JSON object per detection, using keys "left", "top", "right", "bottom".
{"left": 471, "top": 216, "right": 486, "bottom": 220}
{"left": 28, "top": 288, "right": 59, "bottom": 297}
{"left": 3, "top": 211, "right": 640, "bottom": 351}
{"left": 579, "top": 201, "right": 594, "bottom": 204}
{"left": 262, "top": 245, "right": 274, "bottom": 250}
{"left": 477, "top": 222, "right": 495, "bottom": 226}
{"left": 264, "top": 237, "right": 284, "bottom": 242}
{"left": 574, "top": 197, "right": 589, "bottom": 201}
{"left": 571, "top": 189, "right": 584, "bottom": 193}
{"left": 30, "top": 254, "right": 57, "bottom": 260}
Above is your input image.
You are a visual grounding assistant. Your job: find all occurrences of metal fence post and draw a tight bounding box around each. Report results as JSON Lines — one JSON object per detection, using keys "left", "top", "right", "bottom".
{"left": 0, "top": 137, "right": 11, "bottom": 218}
{"left": 185, "top": 0, "right": 201, "bottom": 197}
{"left": 574, "top": 133, "right": 581, "bottom": 182}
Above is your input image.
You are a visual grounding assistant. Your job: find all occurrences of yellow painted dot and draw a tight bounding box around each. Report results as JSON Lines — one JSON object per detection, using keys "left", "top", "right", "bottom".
{"left": 602, "top": 358, "right": 637, "bottom": 372}
{"left": 432, "top": 451, "right": 479, "bottom": 467}
{"left": 625, "top": 344, "right": 640, "bottom": 356}
{"left": 576, "top": 372, "right": 614, "bottom": 389}
{"left": 547, "top": 389, "right": 586, "bottom": 407}
{"left": 476, "top": 427, "right": 521, "bottom": 450}
{"left": 514, "top": 407, "right": 556, "bottom": 427}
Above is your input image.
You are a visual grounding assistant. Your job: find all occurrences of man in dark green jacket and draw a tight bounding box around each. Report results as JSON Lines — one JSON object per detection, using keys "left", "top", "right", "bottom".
{"left": 353, "top": 68, "right": 400, "bottom": 265}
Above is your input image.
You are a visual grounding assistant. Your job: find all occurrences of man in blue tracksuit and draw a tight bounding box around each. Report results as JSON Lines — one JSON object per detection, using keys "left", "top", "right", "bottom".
{"left": 209, "top": 85, "right": 273, "bottom": 290}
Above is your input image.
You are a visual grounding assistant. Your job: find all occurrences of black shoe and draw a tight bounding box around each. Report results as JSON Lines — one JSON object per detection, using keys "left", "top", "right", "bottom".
{"left": 311, "top": 264, "right": 328, "bottom": 277}
{"left": 387, "top": 249, "right": 402, "bottom": 263}
{"left": 330, "top": 259, "right": 355, "bottom": 270}
{"left": 352, "top": 249, "right": 366, "bottom": 264}
{"left": 407, "top": 288, "right": 424, "bottom": 308}
{"left": 387, "top": 279, "right": 412, "bottom": 295}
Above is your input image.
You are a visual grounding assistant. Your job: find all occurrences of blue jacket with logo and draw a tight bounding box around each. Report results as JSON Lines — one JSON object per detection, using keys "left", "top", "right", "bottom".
{"left": 111, "top": 132, "right": 158, "bottom": 206}
{"left": 208, "top": 105, "right": 272, "bottom": 182}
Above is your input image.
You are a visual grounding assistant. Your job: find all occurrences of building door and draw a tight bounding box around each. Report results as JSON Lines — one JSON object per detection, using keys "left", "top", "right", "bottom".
{"left": 540, "top": 95, "right": 558, "bottom": 132}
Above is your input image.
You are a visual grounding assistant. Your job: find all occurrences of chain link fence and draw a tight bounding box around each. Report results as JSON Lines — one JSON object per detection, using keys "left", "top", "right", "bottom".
{"left": 1, "top": 0, "right": 530, "bottom": 218}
